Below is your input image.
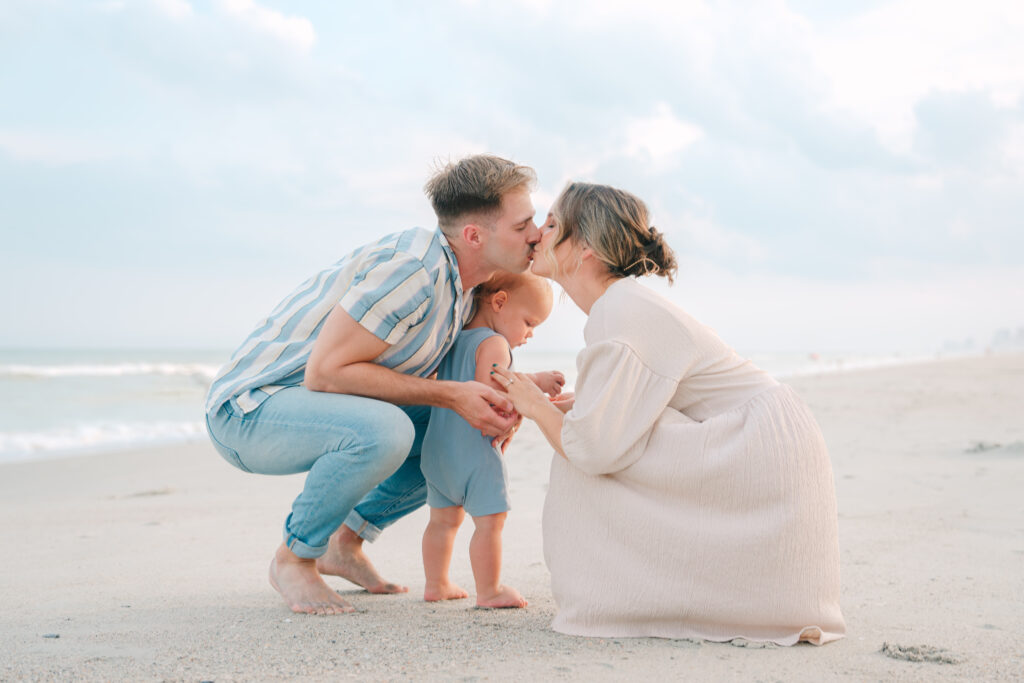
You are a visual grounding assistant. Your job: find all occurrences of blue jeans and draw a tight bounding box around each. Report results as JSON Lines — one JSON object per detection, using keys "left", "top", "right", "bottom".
{"left": 205, "top": 386, "right": 429, "bottom": 558}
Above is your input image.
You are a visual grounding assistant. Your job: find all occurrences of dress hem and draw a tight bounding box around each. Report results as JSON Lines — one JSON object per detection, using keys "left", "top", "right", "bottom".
{"left": 549, "top": 619, "right": 845, "bottom": 647}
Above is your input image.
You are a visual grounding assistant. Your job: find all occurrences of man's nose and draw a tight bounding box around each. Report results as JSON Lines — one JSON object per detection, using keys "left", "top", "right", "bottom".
{"left": 527, "top": 222, "right": 542, "bottom": 243}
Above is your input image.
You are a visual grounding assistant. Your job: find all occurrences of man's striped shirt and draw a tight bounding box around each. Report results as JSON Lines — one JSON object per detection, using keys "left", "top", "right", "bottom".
{"left": 205, "top": 227, "right": 472, "bottom": 416}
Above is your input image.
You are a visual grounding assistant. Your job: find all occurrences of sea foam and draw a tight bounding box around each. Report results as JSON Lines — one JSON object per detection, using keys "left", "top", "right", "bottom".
{"left": 0, "top": 363, "right": 219, "bottom": 380}
{"left": 0, "top": 421, "right": 207, "bottom": 463}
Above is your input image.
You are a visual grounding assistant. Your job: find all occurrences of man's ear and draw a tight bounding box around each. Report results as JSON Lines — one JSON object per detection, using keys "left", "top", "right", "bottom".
{"left": 461, "top": 223, "right": 484, "bottom": 247}
{"left": 490, "top": 290, "right": 509, "bottom": 311}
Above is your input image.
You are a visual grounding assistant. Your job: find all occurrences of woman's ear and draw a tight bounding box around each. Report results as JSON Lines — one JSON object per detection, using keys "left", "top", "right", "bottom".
{"left": 490, "top": 290, "right": 509, "bottom": 311}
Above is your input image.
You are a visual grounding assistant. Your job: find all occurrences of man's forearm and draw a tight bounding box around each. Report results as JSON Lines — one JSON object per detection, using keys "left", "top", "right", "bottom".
{"left": 306, "top": 360, "right": 459, "bottom": 410}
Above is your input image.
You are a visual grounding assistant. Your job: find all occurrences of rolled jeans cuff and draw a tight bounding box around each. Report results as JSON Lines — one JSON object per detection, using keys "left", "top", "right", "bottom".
{"left": 344, "top": 509, "right": 383, "bottom": 543}
{"left": 283, "top": 524, "right": 328, "bottom": 559}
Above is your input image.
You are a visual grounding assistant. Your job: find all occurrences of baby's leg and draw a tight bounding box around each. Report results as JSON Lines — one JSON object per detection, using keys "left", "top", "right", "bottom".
{"left": 422, "top": 506, "right": 469, "bottom": 601}
{"left": 470, "top": 512, "right": 527, "bottom": 608}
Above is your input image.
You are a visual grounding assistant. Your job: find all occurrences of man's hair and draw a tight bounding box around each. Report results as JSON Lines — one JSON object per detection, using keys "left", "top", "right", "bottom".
{"left": 424, "top": 154, "right": 537, "bottom": 234}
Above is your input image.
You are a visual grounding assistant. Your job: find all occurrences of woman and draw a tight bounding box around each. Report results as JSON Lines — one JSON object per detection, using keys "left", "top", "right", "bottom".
{"left": 493, "top": 182, "right": 845, "bottom": 645}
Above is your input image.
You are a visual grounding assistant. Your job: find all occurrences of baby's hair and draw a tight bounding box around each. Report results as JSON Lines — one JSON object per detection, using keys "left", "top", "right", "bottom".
{"left": 473, "top": 271, "right": 552, "bottom": 307}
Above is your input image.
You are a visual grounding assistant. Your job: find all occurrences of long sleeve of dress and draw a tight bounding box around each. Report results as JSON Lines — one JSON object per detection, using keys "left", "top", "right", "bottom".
{"left": 560, "top": 340, "right": 688, "bottom": 476}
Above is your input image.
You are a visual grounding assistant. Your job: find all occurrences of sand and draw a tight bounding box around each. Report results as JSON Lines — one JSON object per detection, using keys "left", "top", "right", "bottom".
{"left": 2, "top": 353, "right": 1022, "bottom": 681}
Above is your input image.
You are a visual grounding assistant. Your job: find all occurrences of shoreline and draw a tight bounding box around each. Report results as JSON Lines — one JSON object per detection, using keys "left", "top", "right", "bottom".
{"left": 2, "top": 353, "right": 1022, "bottom": 680}
{"left": 2, "top": 349, "right": 1016, "bottom": 467}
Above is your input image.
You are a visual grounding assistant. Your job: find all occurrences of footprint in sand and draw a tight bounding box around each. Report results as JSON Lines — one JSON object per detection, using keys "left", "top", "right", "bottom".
{"left": 880, "top": 642, "right": 961, "bottom": 664}
{"left": 964, "top": 440, "right": 1024, "bottom": 455}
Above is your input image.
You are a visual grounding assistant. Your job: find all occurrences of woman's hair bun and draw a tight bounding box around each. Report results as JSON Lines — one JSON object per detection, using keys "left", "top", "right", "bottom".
{"left": 615, "top": 225, "right": 678, "bottom": 283}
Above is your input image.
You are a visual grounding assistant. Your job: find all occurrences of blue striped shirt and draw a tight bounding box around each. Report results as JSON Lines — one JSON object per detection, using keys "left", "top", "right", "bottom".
{"left": 205, "top": 227, "right": 473, "bottom": 416}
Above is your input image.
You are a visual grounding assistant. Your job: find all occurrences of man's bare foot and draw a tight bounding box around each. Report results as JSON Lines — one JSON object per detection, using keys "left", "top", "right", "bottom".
{"left": 269, "top": 544, "right": 355, "bottom": 615}
{"left": 424, "top": 582, "right": 469, "bottom": 602}
{"left": 476, "top": 585, "right": 527, "bottom": 609}
{"left": 315, "top": 525, "right": 409, "bottom": 593}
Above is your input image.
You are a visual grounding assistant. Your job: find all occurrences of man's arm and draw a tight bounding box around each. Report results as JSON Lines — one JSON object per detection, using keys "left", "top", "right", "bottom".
{"left": 305, "top": 305, "right": 515, "bottom": 437}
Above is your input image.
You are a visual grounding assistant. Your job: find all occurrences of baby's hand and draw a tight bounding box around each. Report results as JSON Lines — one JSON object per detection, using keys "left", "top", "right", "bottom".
{"left": 528, "top": 370, "right": 566, "bottom": 397}
{"left": 550, "top": 392, "right": 575, "bottom": 414}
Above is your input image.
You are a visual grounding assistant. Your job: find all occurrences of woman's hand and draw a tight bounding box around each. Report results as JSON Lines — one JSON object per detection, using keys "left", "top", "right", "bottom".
{"left": 492, "top": 365, "right": 568, "bottom": 458}
{"left": 490, "top": 365, "right": 550, "bottom": 420}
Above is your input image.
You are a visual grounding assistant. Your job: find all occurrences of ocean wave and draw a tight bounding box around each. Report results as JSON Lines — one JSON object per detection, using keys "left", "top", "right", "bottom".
{"left": 0, "top": 421, "right": 207, "bottom": 462}
{"left": 0, "top": 363, "right": 219, "bottom": 380}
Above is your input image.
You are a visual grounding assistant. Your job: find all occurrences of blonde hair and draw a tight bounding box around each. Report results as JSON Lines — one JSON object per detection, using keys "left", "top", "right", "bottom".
{"left": 424, "top": 155, "right": 537, "bottom": 234}
{"left": 544, "top": 182, "right": 677, "bottom": 283}
{"left": 473, "top": 270, "right": 552, "bottom": 307}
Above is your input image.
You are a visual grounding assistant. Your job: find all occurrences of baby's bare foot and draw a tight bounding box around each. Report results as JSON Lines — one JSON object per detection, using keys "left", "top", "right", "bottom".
{"left": 316, "top": 528, "right": 408, "bottom": 594}
{"left": 424, "top": 582, "right": 469, "bottom": 602}
{"left": 476, "top": 585, "right": 527, "bottom": 609}
{"left": 269, "top": 546, "right": 355, "bottom": 616}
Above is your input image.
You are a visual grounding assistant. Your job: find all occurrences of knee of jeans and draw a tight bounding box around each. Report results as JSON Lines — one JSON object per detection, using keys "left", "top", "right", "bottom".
{"left": 375, "top": 416, "right": 416, "bottom": 470}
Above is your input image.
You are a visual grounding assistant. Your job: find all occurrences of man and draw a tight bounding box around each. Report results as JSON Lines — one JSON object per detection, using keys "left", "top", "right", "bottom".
{"left": 205, "top": 155, "right": 540, "bottom": 615}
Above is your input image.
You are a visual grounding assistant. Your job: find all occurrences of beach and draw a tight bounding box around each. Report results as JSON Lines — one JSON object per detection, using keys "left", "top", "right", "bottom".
{"left": 1, "top": 353, "right": 1022, "bottom": 681}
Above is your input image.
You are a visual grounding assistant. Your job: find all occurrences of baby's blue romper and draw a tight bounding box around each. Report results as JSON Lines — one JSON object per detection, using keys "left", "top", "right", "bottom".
{"left": 420, "top": 327, "right": 512, "bottom": 517}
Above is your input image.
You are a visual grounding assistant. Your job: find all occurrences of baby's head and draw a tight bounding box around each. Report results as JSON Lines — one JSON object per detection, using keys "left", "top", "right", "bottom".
{"left": 472, "top": 271, "right": 553, "bottom": 348}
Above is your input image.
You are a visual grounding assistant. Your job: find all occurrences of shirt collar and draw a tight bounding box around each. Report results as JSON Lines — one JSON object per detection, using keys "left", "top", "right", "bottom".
{"left": 435, "top": 227, "right": 465, "bottom": 295}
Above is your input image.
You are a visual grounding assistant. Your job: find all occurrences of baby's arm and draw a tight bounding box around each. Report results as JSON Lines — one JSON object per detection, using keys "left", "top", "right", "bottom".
{"left": 474, "top": 336, "right": 519, "bottom": 450}
{"left": 527, "top": 370, "right": 566, "bottom": 396}
{"left": 474, "top": 335, "right": 514, "bottom": 403}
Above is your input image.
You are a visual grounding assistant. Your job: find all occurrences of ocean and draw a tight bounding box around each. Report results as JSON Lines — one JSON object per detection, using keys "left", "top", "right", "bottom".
{"left": 0, "top": 346, "right": 943, "bottom": 465}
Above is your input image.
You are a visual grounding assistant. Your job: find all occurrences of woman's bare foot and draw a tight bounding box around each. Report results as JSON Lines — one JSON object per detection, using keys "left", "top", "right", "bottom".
{"left": 268, "top": 544, "right": 355, "bottom": 615}
{"left": 424, "top": 581, "right": 469, "bottom": 602}
{"left": 476, "top": 585, "right": 527, "bottom": 609}
{"left": 315, "top": 525, "right": 409, "bottom": 593}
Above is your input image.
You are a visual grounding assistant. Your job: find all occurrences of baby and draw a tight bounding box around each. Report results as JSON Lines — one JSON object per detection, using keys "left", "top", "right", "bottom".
{"left": 420, "top": 271, "right": 564, "bottom": 608}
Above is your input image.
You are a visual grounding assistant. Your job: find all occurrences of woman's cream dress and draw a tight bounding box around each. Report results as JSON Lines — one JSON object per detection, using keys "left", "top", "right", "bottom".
{"left": 544, "top": 278, "right": 845, "bottom": 645}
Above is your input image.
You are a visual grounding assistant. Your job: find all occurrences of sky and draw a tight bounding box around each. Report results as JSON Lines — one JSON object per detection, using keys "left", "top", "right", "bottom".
{"left": 1, "top": 0, "right": 1022, "bottom": 354}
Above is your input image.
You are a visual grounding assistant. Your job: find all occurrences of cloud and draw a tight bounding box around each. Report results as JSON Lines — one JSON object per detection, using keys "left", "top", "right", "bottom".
{"left": 150, "top": 0, "right": 192, "bottom": 20}
{"left": 1005, "top": 121, "right": 1024, "bottom": 178}
{"left": 94, "top": 1, "right": 127, "bottom": 12}
{"left": 913, "top": 89, "right": 1016, "bottom": 170}
{"left": 624, "top": 103, "right": 703, "bottom": 166}
{"left": 0, "top": 129, "right": 118, "bottom": 166}
{"left": 671, "top": 212, "right": 766, "bottom": 265}
{"left": 3, "top": 0, "right": 1022, "bottom": 352}
{"left": 808, "top": 0, "right": 1024, "bottom": 151}
{"left": 661, "top": 261, "right": 1024, "bottom": 353}
{"left": 217, "top": 0, "right": 315, "bottom": 52}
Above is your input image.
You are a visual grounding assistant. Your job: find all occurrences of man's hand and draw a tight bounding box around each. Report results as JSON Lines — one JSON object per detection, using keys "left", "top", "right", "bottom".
{"left": 527, "top": 370, "right": 566, "bottom": 396}
{"left": 450, "top": 380, "right": 516, "bottom": 437}
{"left": 493, "top": 411, "right": 524, "bottom": 453}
